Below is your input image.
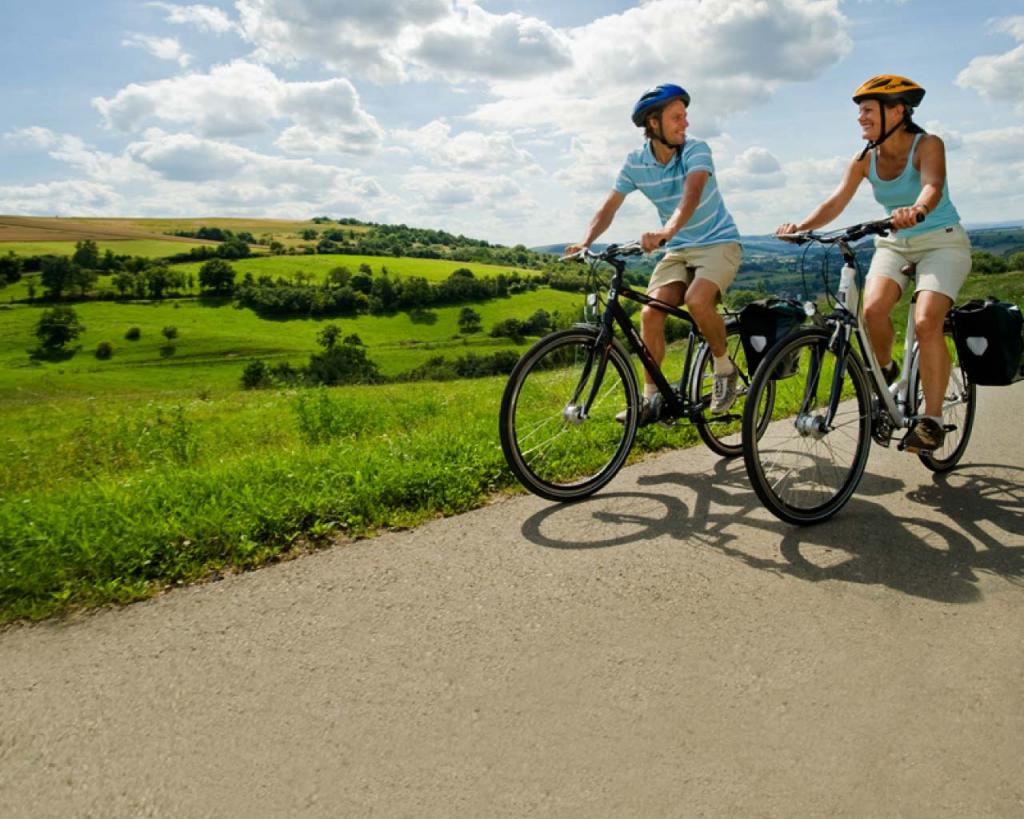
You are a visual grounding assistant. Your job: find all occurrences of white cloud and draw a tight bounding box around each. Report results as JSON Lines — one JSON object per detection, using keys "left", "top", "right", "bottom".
{"left": 719, "top": 147, "right": 785, "bottom": 191}
{"left": 122, "top": 33, "right": 192, "bottom": 67}
{"left": 956, "top": 16, "right": 1024, "bottom": 111}
{"left": 236, "top": 0, "right": 450, "bottom": 82}
{"left": 392, "top": 120, "right": 539, "bottom": 170}
{"left": 408, "top": 6, "right": 571, "bottom": 81}
{"left": 0, "top": 180, "right": 123, "bottom": 216}
{"left": 470, "top": 0, "right": 851, "bottom": 137}
{"left": 2, "top": 126, "right": 388, "bottom": 222}
{"left": 148, "top": 2, "right": 238, "bottom": 34}
{"left": 235, "top": 0, "right": 572, "bottom": 84}
{"left": 93, "top": 61, "right": 382, "bottom": 151}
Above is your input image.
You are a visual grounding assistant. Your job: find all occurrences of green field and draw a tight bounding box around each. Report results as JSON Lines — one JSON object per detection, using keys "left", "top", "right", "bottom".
{"left": 2, "top": 239, "right": 220, "bottom": 259}
{"left": 170, "top": 253, "right": 537, "bottom": 283}
{"left": 0, "top": 286, "right": 586, "bottom": 400}
{"left": 3, "top": 228, "right": 1021, "bottom": 625}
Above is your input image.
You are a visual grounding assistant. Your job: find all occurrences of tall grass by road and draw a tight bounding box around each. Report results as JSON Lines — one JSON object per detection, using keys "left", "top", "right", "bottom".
{"left": 0, "top": 380, "right": 696, "bottom": 623}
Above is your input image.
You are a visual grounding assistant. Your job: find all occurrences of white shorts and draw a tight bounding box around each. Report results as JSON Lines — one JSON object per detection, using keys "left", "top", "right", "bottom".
{"left": 647, "top": 241, "right": 741, "bottom": 295}
{"left": 867, "top": 223, "right": 972, "bottom": 301}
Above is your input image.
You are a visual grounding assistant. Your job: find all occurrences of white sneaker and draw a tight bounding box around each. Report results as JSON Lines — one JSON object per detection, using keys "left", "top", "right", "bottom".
{"left": 710, "top": 366, "right": 738, "bottom": 414}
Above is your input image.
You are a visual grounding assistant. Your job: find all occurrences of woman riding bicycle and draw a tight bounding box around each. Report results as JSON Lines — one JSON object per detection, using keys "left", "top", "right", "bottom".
{"left": 776, "top": 74, "right": 972, "bottom": 452}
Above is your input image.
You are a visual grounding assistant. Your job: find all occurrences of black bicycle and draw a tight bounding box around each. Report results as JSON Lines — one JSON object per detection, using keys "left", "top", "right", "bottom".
{"left": 499, "top": 241, "right": 775, "bottom": 501}
{"left": 741, "top": 217, "right": 976, "bottom": 525}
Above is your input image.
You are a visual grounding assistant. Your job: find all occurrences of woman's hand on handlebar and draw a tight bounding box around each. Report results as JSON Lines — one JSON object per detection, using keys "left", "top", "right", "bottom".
{"left": 775, "top": 222, "right": 805, "bottom": 241}
{"left": 641, "top": 230, "right": 669, "bottom": 253}
{"left": 889, "top": 206, "right": 926, "bottom": 230}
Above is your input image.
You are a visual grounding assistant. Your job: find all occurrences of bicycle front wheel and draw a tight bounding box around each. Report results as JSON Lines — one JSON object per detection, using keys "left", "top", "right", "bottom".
{"left": 913, "top": 328, "right": 976, "bottom": 472}
{"left": 691, "top": 320, "right": 777, "bottom": 458}
{"left": 499, "top": 328, "right": 639, "bottom": 501}
{"left": 742, "top": 327, "right": 873, "bottom": 525}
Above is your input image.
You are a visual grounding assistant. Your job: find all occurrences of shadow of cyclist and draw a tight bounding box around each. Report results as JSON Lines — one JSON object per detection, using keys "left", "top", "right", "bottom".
{"left": 520, "top": 457, "right": 1012, "bottom": 603}
{"left": 904, "top": 463, "right": 1024, "bottom": 583}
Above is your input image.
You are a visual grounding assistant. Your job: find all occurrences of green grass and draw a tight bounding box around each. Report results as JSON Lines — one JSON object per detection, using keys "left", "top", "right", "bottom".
{"left": 1, "top": 239, "right": 219, "bottom": 259}
{"left": 0, "top": 288, "right": 586, "bottom": 401}
{"left": 3, "top": 264, "right": 1019, "bottom": 625}
{"left": 170, "top": 253, "right": 537, "bottom": 283}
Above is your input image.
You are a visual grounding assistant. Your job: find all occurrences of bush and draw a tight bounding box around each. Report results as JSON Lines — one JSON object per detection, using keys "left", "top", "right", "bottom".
{"left": 125, "top": 326, "right": 141, "bottom": 341}
{"left": 241, "top": 360, "right": 272, "bottom": 390}
{"left": 161, "top": 326, "right": 178, "bottom": 341}
{"left": 95, "top": 341, "right": 114, "bottom": 360}
{"left": 35, "top": 306, "right": 84, "bottom": 350}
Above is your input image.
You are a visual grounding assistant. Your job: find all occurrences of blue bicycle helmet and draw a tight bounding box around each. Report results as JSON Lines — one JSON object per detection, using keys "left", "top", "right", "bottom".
{"left": 631, "top": 83, "right": 691, "bottom": 127}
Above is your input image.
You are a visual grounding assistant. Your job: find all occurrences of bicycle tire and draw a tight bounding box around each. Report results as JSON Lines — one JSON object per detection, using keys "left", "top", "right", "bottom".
{"left": 691, "top": 320, "right": 777, "bottom": 457}
{"left": 913, "top": 328, "right": 976, "bottom": 472}
{"left": 742, "top": 327, "right": 873, "bottom": 525}
{"left": 499, "top": 327, "right": 639, "bottom": 501}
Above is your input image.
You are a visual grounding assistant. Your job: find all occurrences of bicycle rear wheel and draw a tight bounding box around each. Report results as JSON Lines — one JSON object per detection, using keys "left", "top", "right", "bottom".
{"left": 742, "top": 328, "right": 873, "bottom": 525}
{"left": 499, "top": 328, "right": 639, "bottom": 501}
{"left": 913, "top": 328, "right": 976, "bottom": 472}
{"left": 691, "top": 320, "right": 776, "bottom": 457}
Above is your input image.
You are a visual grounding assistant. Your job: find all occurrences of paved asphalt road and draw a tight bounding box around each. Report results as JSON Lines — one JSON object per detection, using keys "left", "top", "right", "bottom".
{"left": 2, "top": 385, "right": 1022, "bottom": 817}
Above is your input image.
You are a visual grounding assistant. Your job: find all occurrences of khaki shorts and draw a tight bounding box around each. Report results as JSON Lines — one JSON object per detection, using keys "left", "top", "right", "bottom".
{"left": 647, "top": 241, "right": 742, "bottom": 295}
{"left": 867, "top": 223, "right": 972, "bottom": 300}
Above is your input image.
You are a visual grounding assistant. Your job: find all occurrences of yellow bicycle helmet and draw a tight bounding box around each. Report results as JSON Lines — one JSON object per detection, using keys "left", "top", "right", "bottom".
{"left": 852, "top": 74, "right": 926, "bottom": 107}
{"left": 852, "top": 75, "right": 926, "bottom": 159}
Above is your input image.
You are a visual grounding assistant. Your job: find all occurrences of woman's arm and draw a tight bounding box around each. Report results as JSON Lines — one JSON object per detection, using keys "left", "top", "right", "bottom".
{"left": 776, "top": 155, "right": 867, "bottom": 235}
{"left": 891, "top": 135, "right": 945, "bottom": 229}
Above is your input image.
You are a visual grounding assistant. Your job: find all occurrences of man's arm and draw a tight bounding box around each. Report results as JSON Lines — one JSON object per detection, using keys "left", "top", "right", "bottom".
{"left": 641, "top": 171, "right": 708, "bottom": 252}
{"left": 565, "top": 190, "right": 626, "bottom": 255}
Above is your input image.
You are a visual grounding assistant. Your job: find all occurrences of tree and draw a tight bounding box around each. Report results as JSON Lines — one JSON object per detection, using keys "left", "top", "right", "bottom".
{"left": 198, "top": 258, "right": 236, "bottom": 294}
{"left": 458, "top": 307, "right": 482, "bottom": 334}
{"left": 35, "top": 306, "right": 84, "bottom": 350}
{"left": 300, "top": 228, "right": 318, "bottom": 240}
{"left": 72, "top": 239, "right": 100, "bottom": 270}
{"left": 218, "top": 236, "right": 250, "bottom": 259}
{"left": 40, "top": 255, "right": 75, "bottom": 299}
{"left": 1007, "top": 251, "right": 1024, "bottom": 273}
{"left": 71, "top": 265, "right": 98, "bottom": 296}
{"left": 162, "top": 326, "right": 178, "bottom": 342}
{"left": 317, "top": 323, "right": 343, "bottom": 350}
{"left": 0, "top": 251, "right": 22, "bottom": 285}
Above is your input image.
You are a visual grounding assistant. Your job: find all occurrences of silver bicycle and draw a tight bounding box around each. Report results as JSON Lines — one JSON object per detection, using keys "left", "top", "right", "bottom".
{"left": 741, "top": 217, "right": 976, "bottom": 525}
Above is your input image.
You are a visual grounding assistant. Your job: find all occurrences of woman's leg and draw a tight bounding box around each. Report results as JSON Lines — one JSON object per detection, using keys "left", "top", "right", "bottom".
{"left": 862, "top": 276, "right": 903, "bottom": 367}
{"left": 914, "top": 290, "right": 954, "bottom": 417}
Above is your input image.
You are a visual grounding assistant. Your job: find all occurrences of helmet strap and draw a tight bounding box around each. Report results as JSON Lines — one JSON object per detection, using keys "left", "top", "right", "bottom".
{"left": 650, "top": 112, "right": 683, "bottom": 152}
{"left": 858, "top": 103, "right": 904, "bottom": 161}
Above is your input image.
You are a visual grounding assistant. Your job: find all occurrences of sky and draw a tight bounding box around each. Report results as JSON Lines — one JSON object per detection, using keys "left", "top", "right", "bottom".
{"left": 1, "top": 0, "right": 1023, "bottom": 247}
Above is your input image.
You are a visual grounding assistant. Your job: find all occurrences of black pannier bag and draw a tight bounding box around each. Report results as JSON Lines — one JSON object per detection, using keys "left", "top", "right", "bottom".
{"left": 739, "top": 298, "right": 805, "bottom": 379}
{"left": 949, "top": 298, "right": 1023, "bottom": 386}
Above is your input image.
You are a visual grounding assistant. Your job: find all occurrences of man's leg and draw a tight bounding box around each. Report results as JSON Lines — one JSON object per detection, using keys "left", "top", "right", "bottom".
{"left": 641, "top": 281, "right": 687, "bottom": 395}
{"left": 684, "top": 278, "right": 726, "bottom": 357}
{"left": 685, "top": 278, "right": 737, "bottom": 413}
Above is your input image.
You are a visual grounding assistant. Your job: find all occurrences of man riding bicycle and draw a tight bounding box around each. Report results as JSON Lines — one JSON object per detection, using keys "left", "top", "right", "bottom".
{"left": 565, "top": 83, "right": 743, "bottom": 425}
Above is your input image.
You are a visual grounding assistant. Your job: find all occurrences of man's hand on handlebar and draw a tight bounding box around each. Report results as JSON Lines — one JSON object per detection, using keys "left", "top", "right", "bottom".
{"left": 640, "top": 231, "right": 669, "bottom": 254}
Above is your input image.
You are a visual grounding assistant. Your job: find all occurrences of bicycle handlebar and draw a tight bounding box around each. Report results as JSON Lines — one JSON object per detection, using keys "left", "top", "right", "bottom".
{"left": 559, "top": 240, "right": 646, "bottom": 263}
{"left": 777, "top": 213, "right": 925, "bottom": 246}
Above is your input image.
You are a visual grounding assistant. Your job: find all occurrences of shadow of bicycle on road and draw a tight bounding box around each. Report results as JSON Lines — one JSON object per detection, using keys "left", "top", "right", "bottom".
{"left": 520, "top": 457, "right": 1023, "bottom": 605}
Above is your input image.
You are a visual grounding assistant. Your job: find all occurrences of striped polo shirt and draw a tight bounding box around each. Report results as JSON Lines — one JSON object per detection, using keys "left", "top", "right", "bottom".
{"left": 614, "top": 138, "right": 740, "bottom": 250}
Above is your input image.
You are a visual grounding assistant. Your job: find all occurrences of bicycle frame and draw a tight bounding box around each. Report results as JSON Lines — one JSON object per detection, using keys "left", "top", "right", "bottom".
{"left": 582, "top": 251, "right": 713, "bottom": 423}
{"left": 819, "top": 238, "right": 924, "bottom": 435}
